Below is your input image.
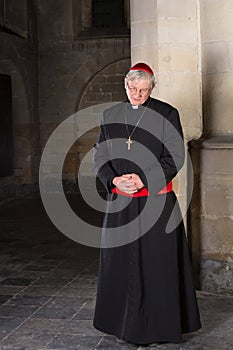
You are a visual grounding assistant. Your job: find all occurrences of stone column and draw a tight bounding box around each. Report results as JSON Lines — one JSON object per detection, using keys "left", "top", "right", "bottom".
{"left": 190, "top": 0, "right": 233, "bottom": 293}
{"left": 130, "top": 0, "right": 203, "bottom": 226}
{"left": 131, "top": 0, "right": 159, "bottom": 76}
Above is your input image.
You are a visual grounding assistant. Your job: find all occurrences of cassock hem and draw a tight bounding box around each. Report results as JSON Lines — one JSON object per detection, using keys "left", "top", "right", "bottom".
{"left": 93, "top": 321, "right": 201, "bottom": 345}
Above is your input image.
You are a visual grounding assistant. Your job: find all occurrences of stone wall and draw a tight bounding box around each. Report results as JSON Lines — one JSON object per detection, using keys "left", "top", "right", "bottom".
{"left": 0, "top": 1, "right": 130, "bottom": 200}
{"left": 72, "top": 59, "right": 130, "bottom": 183}
{"left": 38, "top": 1, "right": 130, "bottom": 188}
{"left": 0, "top": 0, "right": 39, "bottom": 201}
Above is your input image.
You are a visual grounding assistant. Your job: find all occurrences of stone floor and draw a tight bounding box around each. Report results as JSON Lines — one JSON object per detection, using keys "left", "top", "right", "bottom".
{"left": 0, "top": 195, "right": 233, "bottom": 350}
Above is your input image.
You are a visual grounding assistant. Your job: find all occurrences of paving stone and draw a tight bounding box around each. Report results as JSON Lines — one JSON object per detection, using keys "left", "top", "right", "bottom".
{"left": 7, "top": 270, "right": 44, "bottom": 280}
{"left": 32, "top": 277, "right": 72, "bottom": 286}
{"left": 0, "top": 318, "right": 26, "bottom": 342}
{"left": 22, "top": 264, "right": 55, "bottom": 272}
{"left": 7, "top": 295, "right": 49, "bottom": 306}
{"left": 60, "top": 319, "right": 102, "bottom": 337}
{"left": 0, "top": 318, "right": 24, "bottom": 332}
{"left": 68, "top": 277, "right": 98, "bottom": 288}
{"left": 74, "top": 307, "right": 95, "bottom": 320}
{"left": 20, "top": 285, "right": 61, "bottom": 296}
{"left": 44, "top": 268, "right": 80, "bottom": 278}
{"left": 0, "top": 286, "right": 25, "bottom": 296}
{"left": 0, "top": 296, "right": 12, "bottom": 305}
{"left": 0, "top": 270, "right": 13, "bottom": 277}
{"left": 15, "top": 318, "right": 65, "bottom": 333}
{"left": 45, "top": 296, "right": 88, "bottom": 308}
{"left": 31, "top": 306, "right": 77, "bottom": 320}
{"left": 0, "top": 305, "right": 38, "bottom": 318}
{"left": 57, "top": 287, "right": 97, "bottom": 298}
{"left": 96, "top": 335, "right": 137, "bottom": 349}
{"left": 46, "top": 333, "right": 102, "bottom": 349}
{"left": 0, "top": 331, "right": 55, "bottom": 349}
{"left": 0, "top": 278, "right": 36, "bottom": 287}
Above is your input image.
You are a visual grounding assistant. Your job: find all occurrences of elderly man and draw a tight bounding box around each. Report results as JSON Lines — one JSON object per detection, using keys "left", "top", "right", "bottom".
{"left": 93, "top": 63, "right": 201, "bottom": 346}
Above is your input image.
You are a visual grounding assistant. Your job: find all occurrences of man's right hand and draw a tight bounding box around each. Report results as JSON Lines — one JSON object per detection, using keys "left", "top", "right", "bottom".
{"left": 112, "top": 175, "right": 138, "bottom": 194}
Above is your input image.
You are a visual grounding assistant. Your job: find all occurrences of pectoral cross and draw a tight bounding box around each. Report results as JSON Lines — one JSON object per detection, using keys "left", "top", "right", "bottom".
{"left": 126, "top": 137, "right": 132, "bottom": 150}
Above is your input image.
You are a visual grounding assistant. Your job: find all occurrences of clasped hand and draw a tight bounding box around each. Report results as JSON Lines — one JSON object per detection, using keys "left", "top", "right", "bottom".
{"left": 112, "top": 173, "right": 144, "bottom": 194}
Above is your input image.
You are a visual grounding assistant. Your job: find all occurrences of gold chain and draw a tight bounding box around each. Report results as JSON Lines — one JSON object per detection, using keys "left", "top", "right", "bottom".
{"left": 124, "top": 101, "right": 150, "bottom": 150}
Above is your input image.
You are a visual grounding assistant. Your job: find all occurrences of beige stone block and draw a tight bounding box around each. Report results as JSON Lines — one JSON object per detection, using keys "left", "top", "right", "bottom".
{"left": 229, "top": 42, "right": 233, "bottom": 71}
{"left": 181, "top": 108, "right": 203, "bottom": 141}
{"left": 201, "top": 149, "right": 233, "bottom": 175}
{"left": 171, "top": 72, "right": 200, "bottom": 108}
{"left": 201, "top": 217, "right": 233, "bottom": 260}
{"left": 202, "top": 72, "right": 233, "bottom": 133}
{"left": 158, "top": 72, "right": 202, "bottom": 140}
{"left": 131, "top": 0, "right": 157, "bottom": 23}
{"left": 131, "top": 21, "right": 158, "bottom": 48}
{"left": 157, "top": 0, "right": 197, "bottom": 18}
{"left": 158, "top": 18, "right": 197, "bottom": 43}
{"left": 159, "top": 43, "right": 198, "bottom": 72}
{"left": 201, "top": 0, "right": 233, "bottom": 42}
{"left": 156, "top": 85, "right": 197, "bottom": 139}
{"left": 202, "top": 175, "right": 233, "bottom": 216}
{"left": 131, "top": 44, "right": 158, "bottom": 73}
{"left": 202, "top": 42, "right": 231, "bottom": 74}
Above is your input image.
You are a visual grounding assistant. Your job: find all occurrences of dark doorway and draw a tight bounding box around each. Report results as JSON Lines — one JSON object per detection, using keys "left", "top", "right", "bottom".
{"left": 0, "top": 73, "right": 14, "bottom": 177}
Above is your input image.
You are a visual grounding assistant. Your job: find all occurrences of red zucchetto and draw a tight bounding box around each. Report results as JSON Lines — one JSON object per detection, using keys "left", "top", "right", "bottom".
{"left": 129, "top": 62, "right": 154, "bottom": 75}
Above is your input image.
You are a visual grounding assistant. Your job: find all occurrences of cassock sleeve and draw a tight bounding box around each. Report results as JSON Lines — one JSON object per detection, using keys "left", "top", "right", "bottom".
{"left": 93, "top": 120, "right": 118, "bottom": 193}
{"left": 138, "top": 108, "right": 185, "bottom": 196}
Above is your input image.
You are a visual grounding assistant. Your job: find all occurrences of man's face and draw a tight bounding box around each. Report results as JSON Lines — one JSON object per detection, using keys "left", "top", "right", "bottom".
{"left": 125, "top": 77, "right": 152, "bottom": 105}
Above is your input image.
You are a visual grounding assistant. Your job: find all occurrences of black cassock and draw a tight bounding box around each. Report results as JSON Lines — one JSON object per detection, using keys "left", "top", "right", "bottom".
{"left": 93, "top": 97, "right": 201, "bottom": 345}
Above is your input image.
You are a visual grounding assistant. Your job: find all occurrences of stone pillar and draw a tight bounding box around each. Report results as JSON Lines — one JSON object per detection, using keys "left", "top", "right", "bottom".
{"left": 131, "top": 0, "right": 159, "bottom": 79}
{"left": 130, "top": 0, "right": 203, "bottom": 224}
{"left": 190, "top": 0, "right": 233, "bottom": 293}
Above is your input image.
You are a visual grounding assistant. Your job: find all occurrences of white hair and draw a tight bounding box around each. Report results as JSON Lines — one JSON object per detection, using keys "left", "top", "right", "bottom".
{"left": 125, "top": 70, "right": 155, "bottom": 89}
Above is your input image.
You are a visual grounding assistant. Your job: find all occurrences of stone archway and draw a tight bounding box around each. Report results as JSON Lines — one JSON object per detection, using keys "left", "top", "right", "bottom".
{"left": 78, "top": 58, "right": 130, "bottom": 111}
{"left": 63, "top": 58, "right": 130, "bottom": 186}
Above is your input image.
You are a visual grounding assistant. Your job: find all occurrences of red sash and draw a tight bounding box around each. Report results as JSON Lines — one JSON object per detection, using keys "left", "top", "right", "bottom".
{"left": 112, "top": 180, "right": 173, "bottom": 197}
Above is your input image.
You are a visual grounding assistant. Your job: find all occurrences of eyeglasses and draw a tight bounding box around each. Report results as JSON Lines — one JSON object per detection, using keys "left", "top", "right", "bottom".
{"left": 126, "top": 83, "right": 151, "bottom": 95}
